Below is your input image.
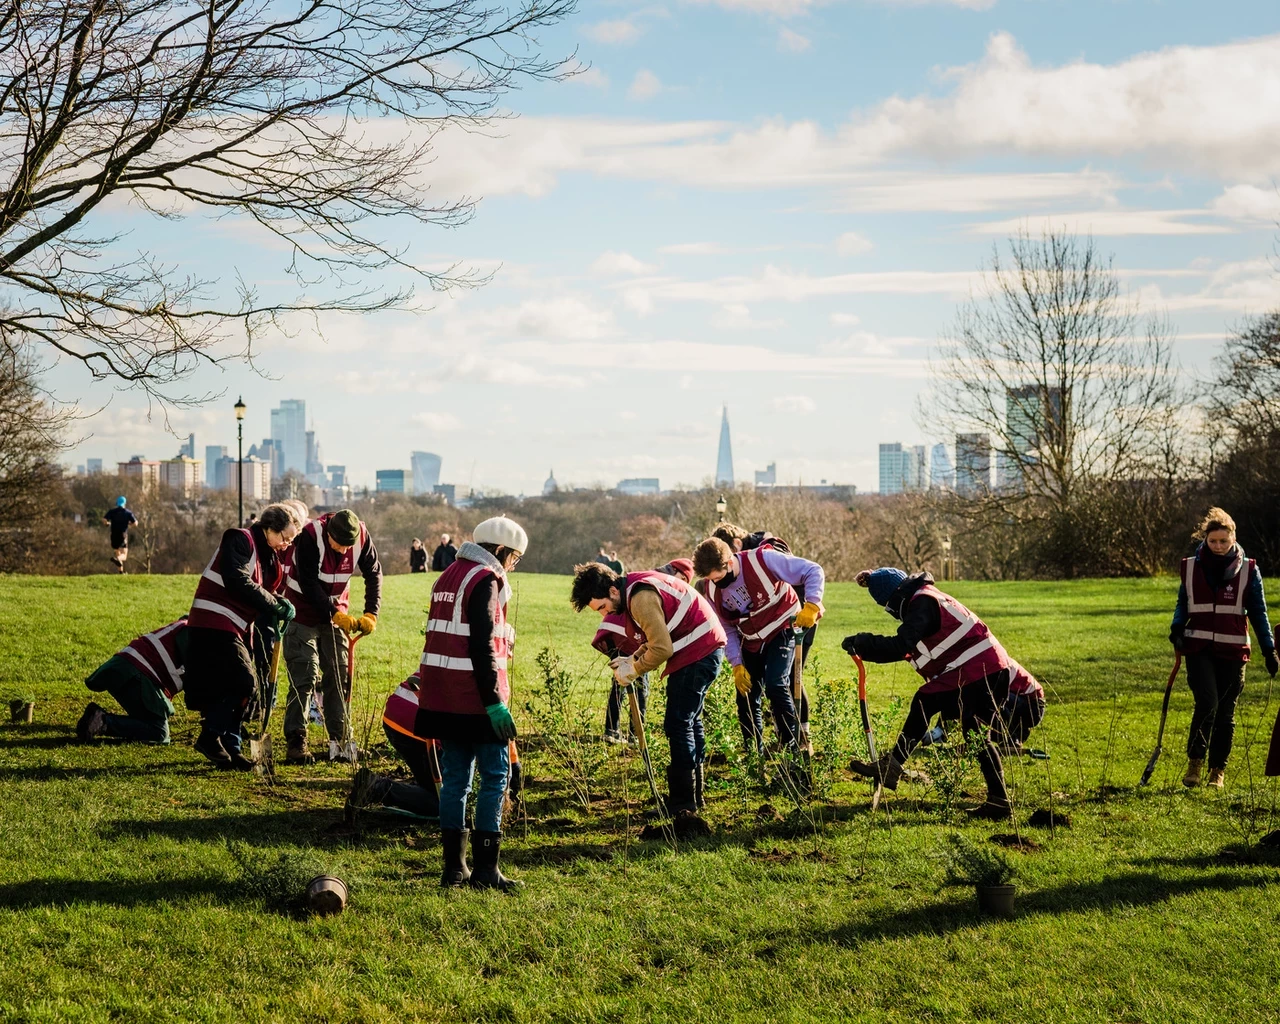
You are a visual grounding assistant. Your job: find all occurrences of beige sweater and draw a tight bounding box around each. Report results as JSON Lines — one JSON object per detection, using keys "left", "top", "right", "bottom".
{"left": 628, "top": 588, "right": 674, "bottom": 675}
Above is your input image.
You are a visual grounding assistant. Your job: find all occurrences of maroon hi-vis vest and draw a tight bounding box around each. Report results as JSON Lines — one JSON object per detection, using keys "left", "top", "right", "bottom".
{"left": 1007, "top": 659, "right": 1043, "bottom": 699}
{"left": 188, "top": 529, "right": 276, "bottom": 638}
{"left": 1183, "top": 551, "right": 1254, "bottom": 661}
{"left": 418, "top": 555, "right": 513, "bottom": 715}
{"left": 593, "top": 613, "right": 644, "bottom": 658}
{"left": 119, "top": 618, "right": 187, "bottom": 697}
{"left": 288, "top": 514, "right": 370, "bottom": 627}
{"left": 383, "top": 675, "right": 424, "bottom": 738}
{"left": 906, "top": 584, "right": 1011, "bottom": 694}
{"left": 702, "top": 545, "right": 800, "bottom": 652}
{"left": 623, "top": 571, "right": 726, "bottom": 677}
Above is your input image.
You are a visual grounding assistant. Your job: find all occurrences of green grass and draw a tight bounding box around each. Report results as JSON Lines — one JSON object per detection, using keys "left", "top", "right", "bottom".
{"left": 2, "top": 573, "right": 1280, "bottom": 1023}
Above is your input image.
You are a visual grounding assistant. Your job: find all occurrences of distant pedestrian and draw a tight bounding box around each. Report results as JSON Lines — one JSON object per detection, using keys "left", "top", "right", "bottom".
{"left": 431, "top": 533, "right": 457, "bottom": 571}
{"left": 1170, "top": 507, "right": 1276, "bottom": 789}
{"left": 410, "top": 538, "right": 428, "bottom": 573}
{"left": 102, "top": 496, "right": 137, "bottom": 574}
{"left": 596, "top": 546, "right": 624, "bottom": 574}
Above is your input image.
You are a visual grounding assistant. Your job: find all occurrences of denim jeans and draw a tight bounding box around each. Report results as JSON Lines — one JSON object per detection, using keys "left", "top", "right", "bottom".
{"left": 663, "top": 650, "right": 725, "bottom": 771}
{"left": 202, "top": 696, "right": 248, "bottom": 755}
{"left": 438, "top": 738, "right": 510, "bottom": 832}
{"left": 738, "top": 629, "right": 799, "bottom": 751}
{"left": 604, "top": 673, "right": 649, "bottom": 736}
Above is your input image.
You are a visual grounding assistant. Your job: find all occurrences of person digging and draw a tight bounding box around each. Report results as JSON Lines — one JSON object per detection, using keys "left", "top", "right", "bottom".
{"left": 571, "top": 560, "right": 726, "bottom": 831}
{"left": 842, "top": 567, "right": 1016, "bottom": 820}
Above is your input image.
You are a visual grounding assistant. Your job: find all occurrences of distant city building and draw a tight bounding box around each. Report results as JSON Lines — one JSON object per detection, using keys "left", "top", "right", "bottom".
{"left": 327, "top": 464, "right": 346, "bottom": 488}
{"left": 160, "top": 456, "right": 202, "bottom": 497}
{"left": 204, "top": 446, "right": 228, "bottom": 488}
{"left": 178, "top": 433, "right": 196, "bottom": 459}
{"left": 247, "top": 438, "right": 283, "bottom": 480}
{"left": 715, "top": 406, "right": 734, "bottom": 487}
{"left": 376, "top": 469, "right": 406, "bottom": 494}
{"left": 878, "top": 443, "right": 927, "bottom": 494}
{"left": 305, "top": 429, "right": 328, "bottom": 488}
{"left": 433, "top": 483, "right": 456, "bottom": 505}
{"left": 86, "top": 458, "right": 103, "bottom": 475}
{"left": 270, "top": 399, "right": 308, "bottom": 476}
{"left": 118, "top": 456, "right": 161, "bottom": 491}
{"left": 617, "top": 478, "right": 660, "bottom": 496}
{"left": 76, "top": 465, "right": 85, "bottom": 476}
{"left": 240, "top": 456, "right": 271, "bottom": 500}
{"left": 796, "top": 482, "right": 857, "bottom": 501}
{"left": 411, "top": 452, "right": 443, "bottom": 495}
{"left": 999, "top": 385, "right": 1063, "bottom": 492}
{"left": 754, "top": 462, "right": 777, "bottom": 488}
{"left": 955, "top": 433, "right": 992, "bottom": 498}
{"left": 929, "top": 444, "right": 954, "bottom": 491}
{"left": 543, "top": 469, "right": 558, "bottom": 496}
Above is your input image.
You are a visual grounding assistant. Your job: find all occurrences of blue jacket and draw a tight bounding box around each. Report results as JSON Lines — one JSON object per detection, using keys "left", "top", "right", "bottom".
{"left": 1171, "top": 543, "right": 1274, "bottom": 656}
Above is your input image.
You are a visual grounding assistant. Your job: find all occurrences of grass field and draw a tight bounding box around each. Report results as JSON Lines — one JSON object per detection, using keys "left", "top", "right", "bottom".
{"left": 2, "top": 572, "right": 1280, "bottom": 1023}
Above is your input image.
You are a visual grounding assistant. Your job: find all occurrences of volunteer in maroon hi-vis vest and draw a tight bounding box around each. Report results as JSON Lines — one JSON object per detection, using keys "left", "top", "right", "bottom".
{"left": 77, "top": 618, "right": 189, "bottom": 745}
{"left": 843, "top": 567, "right": 1016, "bottom": 820}
{"left": 571, "top": 560, "right": 727, "bottom": 819}
{"left": 415, "top": 516, "right": 527, "bottom": 892}
{"left": 184, "top": 504, "right": 299, "bottom": 770}
{"left": 1169, "top": 507, "right": 1276, "bottom": 790}
{"left": 282, "top": 508, "right": 383, "bottom": 765}
{"left": 692, "top": 536, "right": 824, "bottom": 759}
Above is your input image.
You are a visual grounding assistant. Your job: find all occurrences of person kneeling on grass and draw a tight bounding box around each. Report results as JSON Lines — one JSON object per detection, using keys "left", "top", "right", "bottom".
{"left": 415, "top": 516, "right": 527, "bottom": 892}
{"left": 842, "top": 567, "right": 1015, "bottom": 820}
{"left": 78, "top": 618, "right": 189, "bottom": 744}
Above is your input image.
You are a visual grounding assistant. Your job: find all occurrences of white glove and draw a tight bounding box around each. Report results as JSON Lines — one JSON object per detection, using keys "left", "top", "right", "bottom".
{"left": 611, "top": 656, "right": 640, "bottom": 688}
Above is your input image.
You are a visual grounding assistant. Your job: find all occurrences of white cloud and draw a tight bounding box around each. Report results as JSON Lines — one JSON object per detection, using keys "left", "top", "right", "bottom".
{"left": 409, "top": 411, "right": 463, "bottom": 433}
{"left": 836, "top": 231, "right": 873, "bottom": 255}
{"left": 585, "top": 19, "right": 643, "bottom": 44}
{"left": 820, "top": 331, "right": 925, "bottom": 357}
{"left": 971, "top": 209, "right": 1231, "bottom": 237}
{"left": 1210, "top": 184, "right": 1280, "bottom": 223}
{"left": 591, "top": 250, "right": 658, "bottom": 276}
{"left": 778, "top": 28, "right": 811, "bottom": 53}
{"left": 712, "top": 303, "right": 785, "bottom": 331}
{"left": 693, "top": 0, "right": 992, "bottom": 13}
{"left": 1137, "top": 260, "right": 1280, "bottom": 314}
{"left": 771, "top": 394, "right": 816, "bottom": 414}
{"left": 567, "top": 65, "right": 610, "bottom": 89}
{"left": 833, "top": 169, "right": 1123, "bottom": 213}
{"left": 830, "top": 312, "right": 861, "bottom": 326}
{"left": 627, "top": 70, "right": 663, "bottom": 101}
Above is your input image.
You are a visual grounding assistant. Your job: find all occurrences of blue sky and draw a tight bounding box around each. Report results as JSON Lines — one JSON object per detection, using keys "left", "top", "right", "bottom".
{"left": 54, "top": 0, "right": 1280, "bottom": 495}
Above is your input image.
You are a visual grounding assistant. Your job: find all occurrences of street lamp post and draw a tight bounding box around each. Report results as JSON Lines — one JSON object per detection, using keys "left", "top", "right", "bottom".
{"left": 234, "top": 396, "right": 246, "bottom": 527}
{"left": 715, "top": 494, "right": 727, "bottom": 521}
{"left": 942, "top": 534, "right": 953, "bottom": 581}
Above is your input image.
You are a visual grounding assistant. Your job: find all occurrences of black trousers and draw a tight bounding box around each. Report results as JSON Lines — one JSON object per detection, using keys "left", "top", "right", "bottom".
{"left": 1185, "top": 653, "right": 1247, "bottom": 769}
{"left": 894, "top": 671, "right": 1011, "bottom": 803}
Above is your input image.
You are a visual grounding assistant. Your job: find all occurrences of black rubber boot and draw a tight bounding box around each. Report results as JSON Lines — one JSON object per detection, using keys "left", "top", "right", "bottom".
{"left": 76, "top": 703, "right": 106, "bottom": 741}
{"left": 469, "top": 831, "right": 522, "bottom": 892}
{"left": 440, "top": 828, "right": 471, "bottom": 888}
{"left": 667, "top": 763, "right": 697, "bottom": 814}
{"left": 194, "top": 730, "right": 232, "bottom": 767}
{"left": 694, "top": 762, "right": 706, "bottom": 810}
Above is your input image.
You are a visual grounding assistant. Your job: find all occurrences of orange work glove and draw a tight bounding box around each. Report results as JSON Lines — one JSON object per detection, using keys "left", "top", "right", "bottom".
{"left": 356, "top": 613, "right": 377, "bottom": 636}
{"left": 331, "top": 611, "right": 357, "bottom": 633}
{"left": 733, "top": 664, "right": 753, "bottom": 697}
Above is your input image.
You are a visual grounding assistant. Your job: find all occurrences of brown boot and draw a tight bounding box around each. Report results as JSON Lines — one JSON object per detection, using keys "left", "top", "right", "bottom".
{"left": 1206, "top": 767, "right": 1225, "bottom": 789}
{"left": 285, "top": 730, "right": 313, "bottom": 764}
{"left": 1183, "top": 758, "right": 1204, "bottom": 788}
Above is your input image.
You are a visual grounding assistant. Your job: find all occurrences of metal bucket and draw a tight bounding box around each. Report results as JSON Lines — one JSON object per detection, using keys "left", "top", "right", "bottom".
{"left": 306, "top": 875, "right": 348, "bottom": 916}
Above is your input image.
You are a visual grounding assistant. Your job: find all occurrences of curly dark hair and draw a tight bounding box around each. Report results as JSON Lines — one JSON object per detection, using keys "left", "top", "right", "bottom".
{"left": 693, "top": 537, "right": 734, "bottom": 578}
{"left": 570, "top": 562, "right": 621, "bottom": 611}
{"left": 711, "top": 522, "right": 748, "bottom": 547}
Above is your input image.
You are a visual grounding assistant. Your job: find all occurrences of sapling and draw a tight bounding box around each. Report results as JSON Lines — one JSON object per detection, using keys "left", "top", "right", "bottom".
{"left": 940, "top": 834, "right": 1016, "bottom": 888}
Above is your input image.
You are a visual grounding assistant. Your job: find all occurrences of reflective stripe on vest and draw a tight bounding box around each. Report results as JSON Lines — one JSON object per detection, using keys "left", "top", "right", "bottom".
{"left": 287, "top": 516, "right": 367, "bottom": 619}
{"left": 383, "top": 678, "right": 422, "bottom": 737}
{"left": 704, "top": 545, "right": 799, "bottom": 647}
{"left": 119, "top": 619, "right": 186, "bottom": 697}
{"left": 1182, "top": 555, "right": 1252, "bottom": 657}
{"left": 187, "top": 530, "right": 261, "bottom": 636}
{"left": 905, "top": 585, "right": 1010, "bottom": 690}
{"left": 624, "top": 571, "right": 725, "bottom": 676}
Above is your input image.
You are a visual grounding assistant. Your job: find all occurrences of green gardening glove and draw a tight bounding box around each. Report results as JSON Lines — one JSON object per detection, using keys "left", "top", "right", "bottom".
{"left": 276, "top": 598, "right": 296, "bottom": 627}
{"left": 485, "top": 702, "right": 518, "bottom": 741}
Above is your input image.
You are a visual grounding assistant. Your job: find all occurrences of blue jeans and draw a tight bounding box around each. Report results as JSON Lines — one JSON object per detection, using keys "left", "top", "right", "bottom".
{"left": 438, "top": 738, "right": 510, "bottom": 832}
{"left": 739, "top": 629, "right": 799, "bottom": 752}
{"left": 663, "top": 650, "right": 725, "bottom": 771}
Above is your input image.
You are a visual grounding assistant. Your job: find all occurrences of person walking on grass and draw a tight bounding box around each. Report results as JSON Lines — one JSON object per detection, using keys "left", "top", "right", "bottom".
{"left": 410, "top": 538, "right": 428, "bottom": 573}
{"left": 1170, "top": 507, "right": 1276, "bottom": 789}
{"left": 102, "top": 496, "right": 137, "bottom": 574}
{"left": 184, "top": 503, "right": 301, "bottom": 770}
{"left": 572, "top": 559, "right": 726, "bottom": 820}
{"left": 843, "top": 567, "right": 1016, "bottom": 819}
{"left": 692, "top": 536, "right": 824, "bottom": 763}
{"left": 431, "top": 533, "right": 457, "bottom": 571}
{"left": 77, "top": 618, "right": 189, "bottom": 745}
{"left": 282, "top": 508, "right": 383, "bottom": 764}
{"left": 415, "top": 516, "right": 527, "bottom": 891}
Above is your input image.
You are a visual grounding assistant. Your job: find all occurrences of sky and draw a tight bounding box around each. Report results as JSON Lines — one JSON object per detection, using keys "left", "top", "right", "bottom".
{"left": 49, "top": 0, "right": 1280, "bottom": 495}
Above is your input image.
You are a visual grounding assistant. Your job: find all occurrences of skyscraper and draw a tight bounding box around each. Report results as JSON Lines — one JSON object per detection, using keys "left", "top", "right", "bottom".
{"left": 411, "top": 452, "right": 442, "bottom": 495}
{"left": 929, "top": 443, "right": 954, "bottom": 491}
{"left": 754, "top": 462, "right": 777, "bottom": 487}
{"left": 269, "top": 399, "right": 307, "bottom": 476}
{"left": 715, "top": 405, "right": 734, "bottom": 487}
{"left": 179, "top": 433, "right": 196, "bottom": 459}
{"left": 1000, "top": 385, "right": 1064, "bottom": 491}
{"left": 204, "top": 445, "right": 228, "bottom": 488}
{"left": 955, "top": 433, "right": 992, "bottom": 498}
{"left": 879, "top": 443, "right": 927, "bottom": 494}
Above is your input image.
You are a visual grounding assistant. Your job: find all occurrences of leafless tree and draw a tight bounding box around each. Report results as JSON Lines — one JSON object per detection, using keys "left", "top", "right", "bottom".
{"left": 0, "top": 0, "right": 576, "bottom": 401}
{"left": 928, "top": 229, "right": 1178, "bottom": 576}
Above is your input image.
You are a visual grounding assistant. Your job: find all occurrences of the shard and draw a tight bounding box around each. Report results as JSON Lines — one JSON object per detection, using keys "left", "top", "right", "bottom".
{"left": 715, "top": 405, "right": 734, "bottom": 487}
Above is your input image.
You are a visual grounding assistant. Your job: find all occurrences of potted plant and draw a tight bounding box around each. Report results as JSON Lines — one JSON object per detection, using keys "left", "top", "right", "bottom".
{"left": 942, "top": 834, "right": 1017, "bottom": 918}
{"left": 9, "top": 694, "right": 35, "bottom": 724}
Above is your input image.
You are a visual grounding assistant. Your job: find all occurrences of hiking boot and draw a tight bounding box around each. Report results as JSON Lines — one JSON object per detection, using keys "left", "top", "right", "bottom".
{"left": 666, "top": 763, "right": 697, "bottom": 815}
{"left": 603, "top": 730, "right": 626, "bottom": 745}
{"left": 285, "top": 730, "right": 313, "bottom": 764}
{"left": 967, "top": 800, "right": 1014, "bottom": 821}
{"left": 347, "top": 767, "right": 379, "bottom": 809}
{"left": 852, "top": 752, "right": 904, "bottom": 791}
{"left": 76, "top": 703, "right": 107, "bottom": 741}
{"left": 1206, "top": 767, "right": 1226, "bottom": 789}
{"left": 469, "top": 831, "right": 522, "bottom": 892}
{"left": 440, "top": 828, "right": 471, "bottom": 888}
{"left": 1183, "top": 758, "right": 1204, "bottom": 788}
{"left": 194, "top": 731, "right": 232, "bottom": 766}
{"left": 222, "top": 749, "right": 258, "bottom": 772}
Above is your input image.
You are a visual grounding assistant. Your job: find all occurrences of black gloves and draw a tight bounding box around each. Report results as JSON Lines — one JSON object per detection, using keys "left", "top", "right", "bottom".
{"left": 842, "top": 634, "right": 867, "bottom": 656}
{"left": 1169, "top": 625, "right": 1184, "bottom": 651}
{"left": 1266, "top": 651, "right": 1279, "bottom": 679}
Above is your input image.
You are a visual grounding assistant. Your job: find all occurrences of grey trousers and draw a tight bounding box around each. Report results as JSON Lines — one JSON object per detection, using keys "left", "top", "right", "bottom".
{"left": 283, "top": 620, "right": 350, "bottom": 741}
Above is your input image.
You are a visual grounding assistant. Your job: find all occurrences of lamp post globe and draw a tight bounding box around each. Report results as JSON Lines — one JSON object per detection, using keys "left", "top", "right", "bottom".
{"left": 715, "top": 494, "right": 727, "bottom": 521}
